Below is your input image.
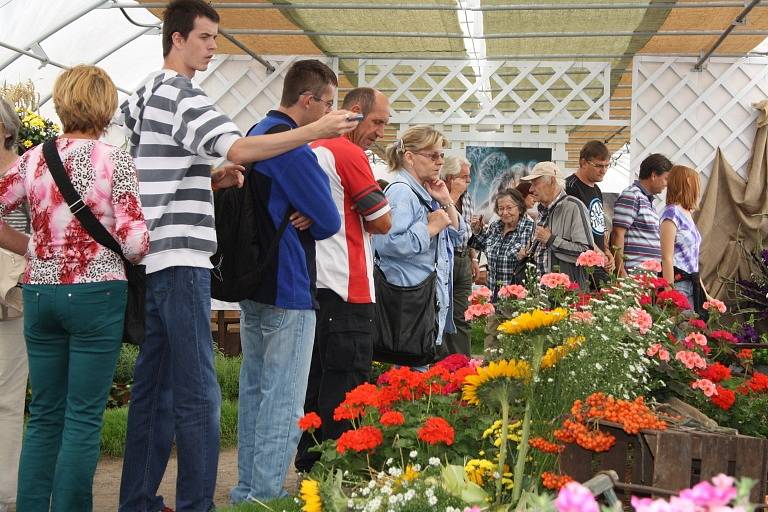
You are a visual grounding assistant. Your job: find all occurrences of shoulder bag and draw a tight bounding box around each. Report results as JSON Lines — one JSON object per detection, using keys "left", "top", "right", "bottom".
{"left": 43, "top": 139, "right": 146, "bottom": 345}
{"left": 372, "top": 182, "right": 440, "bottom": 366}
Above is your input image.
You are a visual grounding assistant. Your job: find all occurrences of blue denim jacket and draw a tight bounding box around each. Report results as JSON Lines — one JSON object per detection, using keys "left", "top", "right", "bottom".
{"left": 372, "top": 170, "right": 466, "bottom": 342}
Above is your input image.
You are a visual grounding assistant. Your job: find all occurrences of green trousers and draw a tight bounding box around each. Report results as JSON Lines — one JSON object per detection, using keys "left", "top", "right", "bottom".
{"left": 17, "top": 281, "right": 126, "bottom": 512}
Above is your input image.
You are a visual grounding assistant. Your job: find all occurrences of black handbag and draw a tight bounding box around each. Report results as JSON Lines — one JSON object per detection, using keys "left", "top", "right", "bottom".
{"left": 372, "top": 183, "right": 439, "bottom": 366}
{"left": 43, "top": 139, "right": 146, "bottom": 345}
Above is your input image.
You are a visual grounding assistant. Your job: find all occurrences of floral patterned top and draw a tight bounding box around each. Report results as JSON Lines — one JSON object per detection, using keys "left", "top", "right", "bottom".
{"left": 0, "top": 138, "right": 149, "bottom": 285}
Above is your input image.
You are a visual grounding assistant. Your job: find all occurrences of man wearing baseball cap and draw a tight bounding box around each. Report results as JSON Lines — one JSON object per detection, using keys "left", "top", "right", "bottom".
{"left": 520, "top": 162, "right": 595, "bottom": 288}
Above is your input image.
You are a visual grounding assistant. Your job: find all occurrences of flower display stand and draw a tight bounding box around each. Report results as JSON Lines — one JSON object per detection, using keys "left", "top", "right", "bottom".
{"left": 559, "top": 421, "right": 768, "bottom": 504}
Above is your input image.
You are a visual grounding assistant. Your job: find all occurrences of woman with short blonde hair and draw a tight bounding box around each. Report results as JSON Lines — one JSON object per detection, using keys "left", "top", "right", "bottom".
{"left": 374, "top": 125, "right": 466, "bottom": 351}
{"left": 0, "top": 65, "right": 149, "bottom": 510}
{"left": 660, "top": 165, "right": 707, "bottom": 315}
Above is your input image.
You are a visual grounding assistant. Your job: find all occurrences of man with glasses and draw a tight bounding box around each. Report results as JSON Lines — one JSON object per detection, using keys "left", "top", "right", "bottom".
{"left": 230, "top": 59, "right": 342, "bottom": 504}
{"left": 565, "top": 140, "right": 615, "bottom": 283}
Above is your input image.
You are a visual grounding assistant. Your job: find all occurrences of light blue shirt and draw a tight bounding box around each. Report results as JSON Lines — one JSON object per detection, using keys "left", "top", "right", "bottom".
{"left": 372, "top": 170, "right": 467, "bottom": 342}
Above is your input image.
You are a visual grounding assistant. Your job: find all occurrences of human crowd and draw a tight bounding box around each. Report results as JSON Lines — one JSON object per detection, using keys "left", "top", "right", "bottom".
{"left": 0, "top": 1, "right": 712, "bottom": 511}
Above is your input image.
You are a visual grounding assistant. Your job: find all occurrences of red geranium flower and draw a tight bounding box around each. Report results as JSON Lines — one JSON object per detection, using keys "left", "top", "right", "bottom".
{"left": 380, "top": 410, "right": 405, "bottom": 427}
{"left": 336, "top": 425, "right": 383, "bottom": 454}
{"left": 710, "top": 385, "right": 736, "bottom": 410}
{"left": 650, "top": 277, "right": 669, "bottom": 289}
{"left": 746, "top": 372, "right": 768, "bottom": 393}
{"left": 417, "top": 416, "right": 455, "bottom": 446}
{"left": 656, "top": 289, "right": 691, "bottom": 310}
{"left": 298, "top": 412, "right": 322, "bottom": 432}
{"left": 710, "top": 330, "right": 739, "bottom": 344}
{"left": 435, "top": 353, "right": 470, "bottom": 372}
{"left": 639, "top": 294, "right": 652, "bottom": 306}
{"left": 697, "top": 362, "right": 731, "bottom": 383}
{"left": 688, "top": 319, "right": 707, "bottom": 330}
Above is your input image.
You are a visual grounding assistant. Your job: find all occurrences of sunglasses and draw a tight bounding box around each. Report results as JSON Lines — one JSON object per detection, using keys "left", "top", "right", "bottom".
{"left": 412, "top": 151, "right": 445, "bottom": 162}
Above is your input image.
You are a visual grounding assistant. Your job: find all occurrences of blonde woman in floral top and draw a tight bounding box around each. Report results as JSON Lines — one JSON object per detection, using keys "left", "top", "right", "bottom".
{"left": 0, "top": 65, "right": 149, "bottom": 511}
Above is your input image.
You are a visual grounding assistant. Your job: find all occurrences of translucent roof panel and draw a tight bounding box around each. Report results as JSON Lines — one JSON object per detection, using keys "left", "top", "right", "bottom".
{"left": 1, "top": 0, "right": 163, "bottom": 119}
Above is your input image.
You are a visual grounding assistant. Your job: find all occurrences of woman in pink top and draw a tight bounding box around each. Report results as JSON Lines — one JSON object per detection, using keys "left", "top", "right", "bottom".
{"left": 0, "top": 65, "right": 149, "bottom": 511}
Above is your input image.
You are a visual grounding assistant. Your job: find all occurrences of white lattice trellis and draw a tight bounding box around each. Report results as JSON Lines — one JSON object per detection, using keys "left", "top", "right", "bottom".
{"left": 195, "top": 55, "right": 338, "bottom": 130}
{"left": 357, "top": 59, "right": 621, "bottom": 127}
{"left": 630, "top": 55, "right": 768, "bottom": 183}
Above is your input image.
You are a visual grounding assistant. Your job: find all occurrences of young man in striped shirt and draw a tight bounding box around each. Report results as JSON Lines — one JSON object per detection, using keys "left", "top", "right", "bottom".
{"left": 611, "top": 153, "right": 672, "bottom": 276}
{"left": 117, "top": 2, "right": 357, "bottom": 511}
{"left": 294, "top": 87, "right": 392, "bottom": 474}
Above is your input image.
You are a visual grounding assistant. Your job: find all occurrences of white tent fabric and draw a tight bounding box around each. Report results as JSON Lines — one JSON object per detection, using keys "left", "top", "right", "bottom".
{"left": 1, "top": 0, "right": 162, "bottom": 120}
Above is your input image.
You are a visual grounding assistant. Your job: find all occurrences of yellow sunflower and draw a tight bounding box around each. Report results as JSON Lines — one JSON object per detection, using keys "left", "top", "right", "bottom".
{"left": 540, "top": 336, "right": 585, "bottom": 369}
{"left": 299, "top": 478, "right": 322, "bottom": 512}
{"left": 462, "top": 359, "right": 532, "bottom": 405}
{"left": 497, "top": 308, "right": 569, "bottom": 335}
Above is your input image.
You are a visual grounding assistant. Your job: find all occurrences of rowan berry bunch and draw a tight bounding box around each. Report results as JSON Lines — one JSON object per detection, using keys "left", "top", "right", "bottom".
{"left": 541, "top": 471, "right": 574, "bottom": 490}
{"left": 528, "top": 436, "right": 564, "bottom": 454}
{"left": 553, "top": 393, "right": 667, "bottom": 452}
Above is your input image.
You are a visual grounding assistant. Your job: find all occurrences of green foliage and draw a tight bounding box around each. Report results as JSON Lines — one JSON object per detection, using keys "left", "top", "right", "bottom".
{"left": 216, "top": 350, "right": 242, "bottom": 401}
{"left": 216, "top": 497, "right": 300, "bottom": 511}
{"left": 100, "top": 399, "right": 239, "bottom": 457}
{"left": 469, "top": 320, "right": 485, "bottom": 356}
{"left": 100, "top": 406, "right": 129, "bottom": 457}
{"left": 113, "top": 344, "right": 139, "bottom": 385}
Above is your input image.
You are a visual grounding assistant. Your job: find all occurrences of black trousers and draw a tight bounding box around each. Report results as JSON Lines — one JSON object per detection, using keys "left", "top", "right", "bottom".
{"left": 294, "top": 289, "right": 374, "bottom": 472}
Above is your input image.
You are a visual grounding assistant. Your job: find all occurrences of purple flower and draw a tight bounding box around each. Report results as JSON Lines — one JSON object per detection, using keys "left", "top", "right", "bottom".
{"left": 738, "top": 324, "right": 759, "bottom": 343}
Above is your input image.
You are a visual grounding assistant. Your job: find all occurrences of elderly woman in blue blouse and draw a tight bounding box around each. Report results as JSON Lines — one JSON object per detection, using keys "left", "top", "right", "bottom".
{"left": 373, "top": 125, "right": 466, "bottom": 346}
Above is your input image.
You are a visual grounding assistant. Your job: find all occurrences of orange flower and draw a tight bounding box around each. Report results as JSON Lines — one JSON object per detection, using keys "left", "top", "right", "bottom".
{"left": 336, "top": 425, "right": 383, "bottom": 454}
{"left": 417, "top": 416, "right": 455, "bottom": 446}
{"left": 380, "top": 410, "right": 405, "bottom": 427}
{"left": 298, "top": 412, "right": 322, "bottom": 432}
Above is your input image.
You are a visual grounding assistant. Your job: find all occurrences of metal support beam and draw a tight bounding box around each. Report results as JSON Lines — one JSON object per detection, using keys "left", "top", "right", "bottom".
{"left": 694, "top": 0, "right": 763, "bottom": 71}
{"left": 224, "top": 29, "right": 768, "bottom": 39}
{"left": 0, "top": 40, "right": 132, "bottom": 96}
{"left": 218, "top": 29, "right": 275, "bottom": 74}
{"left": 109, "top": 2, "right": 763, "bottom": 11}
{"left": 334, "top": 52, "right": 763, "bottom": 60}
{"left": 38, "top": 27, "right": 160, "bottom": 106}
{"left": 0, "top": 0, "right": 109, "bottom": 72}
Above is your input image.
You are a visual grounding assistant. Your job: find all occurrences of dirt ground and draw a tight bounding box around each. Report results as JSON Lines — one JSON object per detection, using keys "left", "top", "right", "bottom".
{"left": 89, "top": 448, "right": 298, "bottom": 511}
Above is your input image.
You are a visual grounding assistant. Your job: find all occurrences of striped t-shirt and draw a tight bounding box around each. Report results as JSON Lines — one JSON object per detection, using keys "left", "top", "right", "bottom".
{"left": 613, "top": 181, "right": 661, "bottom": 269}
{"left": 119, "top": 70, "right": 241, "bottom": 274}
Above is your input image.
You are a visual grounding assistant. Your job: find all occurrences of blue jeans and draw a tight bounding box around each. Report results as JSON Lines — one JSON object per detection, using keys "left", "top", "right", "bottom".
{"left": 676, "top": 280, "right": 694, "bottom": 310}
{"left": 119, "top": 267, "right": 221, "bottom": 512}
{"left": 18, "top": 281, "right": 126, "bottom": 512}
{"left": 230, "top": 301, "right": 315, "bottom": 503}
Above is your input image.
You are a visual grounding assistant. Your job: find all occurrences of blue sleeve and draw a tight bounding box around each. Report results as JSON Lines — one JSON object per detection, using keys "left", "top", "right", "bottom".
{"left": 447, "top": 214, "right": 467, "bottom": 244}
{"left": 273, "top": 147, "right": 341, "bottom": 241}
{"left": 373, "top": 184, "right": 430, "bottom": 258}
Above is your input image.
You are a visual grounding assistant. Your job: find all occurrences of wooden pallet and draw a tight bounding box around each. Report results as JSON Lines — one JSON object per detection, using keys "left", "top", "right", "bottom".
{"left": 560, "top": 421, "right": 768, "bottom": 504}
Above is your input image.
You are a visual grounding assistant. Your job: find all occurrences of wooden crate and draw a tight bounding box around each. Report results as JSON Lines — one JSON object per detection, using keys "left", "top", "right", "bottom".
{"left": 211, "top": 310, "right": 242, "bottom": 356}
{"left": 560, "top": 422, "right": 768, "bottom": 504}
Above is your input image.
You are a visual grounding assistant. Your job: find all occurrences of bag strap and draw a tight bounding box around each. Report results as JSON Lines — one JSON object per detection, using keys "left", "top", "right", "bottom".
{"left": 253, "top": 122, "right": 296, "bottom": 266}
{"left": 382, "top": 180, "right": 440, "bottom": 266}
{"left": 42, "top": 139, "right": 128, "bottom": 263}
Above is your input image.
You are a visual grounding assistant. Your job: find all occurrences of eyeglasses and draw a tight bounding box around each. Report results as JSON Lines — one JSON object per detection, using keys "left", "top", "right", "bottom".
{"left": 588, "top": 160, "right": 610, "bottom": 170}
{"left": 412, "top": 151, "right": 445, "bottom": 162}
{"left": 302, "top": 92, "right": 334, "bottom": 109}
{"left": 497, "top": 207, "right": 519, "bottom": 213}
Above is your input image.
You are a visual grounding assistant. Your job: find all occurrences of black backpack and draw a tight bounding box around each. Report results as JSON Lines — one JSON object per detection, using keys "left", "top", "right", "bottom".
{"left": 210, "top": 124, "right": 293, "bottom": 302}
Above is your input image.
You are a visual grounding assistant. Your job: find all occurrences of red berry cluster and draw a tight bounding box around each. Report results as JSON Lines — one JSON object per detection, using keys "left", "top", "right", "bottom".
{"left": 553, "top": 393, "right": 667, "bottom": 452}
{"left": 541, "top": 471, "right": 574, "bottom": 490}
